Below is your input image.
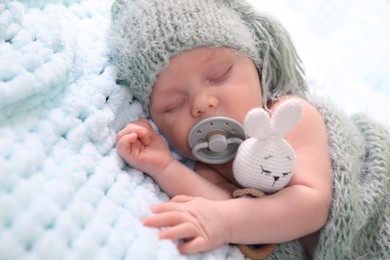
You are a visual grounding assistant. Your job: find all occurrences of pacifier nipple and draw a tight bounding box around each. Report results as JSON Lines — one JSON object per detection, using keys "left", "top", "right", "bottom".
{"left": 188, "top": 117, "right": 246, "bottom": 164}
{"left": 208, "top": 130, "right": 228, "bottom": 152}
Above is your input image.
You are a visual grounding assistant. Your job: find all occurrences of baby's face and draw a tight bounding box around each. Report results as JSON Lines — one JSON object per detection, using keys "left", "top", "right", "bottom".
{"left": 150, "top": 47, "right": 263, "bottom": 160}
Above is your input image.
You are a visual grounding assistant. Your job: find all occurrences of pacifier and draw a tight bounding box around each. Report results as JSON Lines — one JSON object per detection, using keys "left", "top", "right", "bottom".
{"left": 188, "top": 117, "right": 246, "bottom": 164}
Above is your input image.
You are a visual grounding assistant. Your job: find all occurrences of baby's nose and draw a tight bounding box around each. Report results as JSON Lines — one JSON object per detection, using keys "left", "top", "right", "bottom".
{"left": 192, "top": 94, "right": 218, "bottom": 117}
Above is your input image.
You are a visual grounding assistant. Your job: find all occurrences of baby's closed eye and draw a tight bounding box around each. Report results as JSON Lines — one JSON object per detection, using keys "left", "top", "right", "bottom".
{"left": 206, "top": 64, "right": 233, "bottom": 84}
{"left": 165, "top": 96, "right": 187, "bottom": 113}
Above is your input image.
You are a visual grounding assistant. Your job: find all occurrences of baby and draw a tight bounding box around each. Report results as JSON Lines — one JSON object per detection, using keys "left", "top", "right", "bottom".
{"left": 110, "top": 0, "right": 390, "bottom": 259}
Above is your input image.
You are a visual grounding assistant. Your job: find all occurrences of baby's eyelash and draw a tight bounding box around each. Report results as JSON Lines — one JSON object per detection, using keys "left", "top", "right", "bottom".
{"left": 165, "top": 99, "right": 185, "bottom": 113}
{"left": 208, "top": 65, "right": 232, "bottom": 83}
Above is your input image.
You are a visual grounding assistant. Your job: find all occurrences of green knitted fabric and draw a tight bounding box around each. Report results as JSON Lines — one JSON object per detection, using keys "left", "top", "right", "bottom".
{"left": 266, "top": 98, "right": 390, "bottom": 260}
{"left": 109, "top": 0, "right": 307, "bottom": 114}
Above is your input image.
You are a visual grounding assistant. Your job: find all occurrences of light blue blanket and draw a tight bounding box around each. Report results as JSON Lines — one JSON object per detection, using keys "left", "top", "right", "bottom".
{"left": 1, "top": 0, "right": 389, "bottom": 259}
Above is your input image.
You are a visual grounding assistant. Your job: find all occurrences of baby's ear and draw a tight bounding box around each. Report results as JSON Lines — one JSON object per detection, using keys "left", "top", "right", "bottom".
{"left": 244, "top": 107, "right": 272, "bottom": 139}
{"left": 272, "top": 99, "right": 302, "bottom": 138}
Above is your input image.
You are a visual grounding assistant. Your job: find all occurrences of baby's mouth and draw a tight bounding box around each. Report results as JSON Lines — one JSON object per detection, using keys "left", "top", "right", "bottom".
{"left": 188, "top": 116, "right": 246, "bottom": 164}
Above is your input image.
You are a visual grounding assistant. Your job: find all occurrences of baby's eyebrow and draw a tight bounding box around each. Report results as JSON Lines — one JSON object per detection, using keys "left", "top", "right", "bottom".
{"left": 204, "top": 51, "right": 218, "bottom": 62}
{"left": 201, "top": 48, "right": 233, "bottom": 67}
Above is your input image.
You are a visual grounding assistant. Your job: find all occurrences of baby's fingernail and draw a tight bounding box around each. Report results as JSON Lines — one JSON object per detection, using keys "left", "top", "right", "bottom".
{"left": 149, "top": 205, "right": 158, "bottom": 212}
{"left": 158, "top": 231, "right": 167, "bottom": 239}
{"left": 141, "top": 218, "right": 150, "bottom": 226}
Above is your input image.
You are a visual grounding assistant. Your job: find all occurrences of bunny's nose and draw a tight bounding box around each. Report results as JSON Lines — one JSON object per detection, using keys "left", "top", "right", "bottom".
{"left": 273, "top": 176, "right": 280, "bottom": 185}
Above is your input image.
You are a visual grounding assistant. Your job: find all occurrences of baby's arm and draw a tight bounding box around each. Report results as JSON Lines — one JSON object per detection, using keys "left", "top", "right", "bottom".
{"left": 116, "top": 119, "right": 235, "bottom": 200}
{"left": 226, "top": 97, "right": 332, "bottom": 243}
{"left": 151, "top": 159, "right": 235, "bottom": 199}
{"left": 143, "top": 98, "right": 332, "bottom": 253}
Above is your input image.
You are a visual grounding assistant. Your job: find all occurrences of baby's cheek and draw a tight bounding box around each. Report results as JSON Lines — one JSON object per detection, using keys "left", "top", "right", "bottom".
{"left": 165, "top": 134, "right": 193, "bottom": 159}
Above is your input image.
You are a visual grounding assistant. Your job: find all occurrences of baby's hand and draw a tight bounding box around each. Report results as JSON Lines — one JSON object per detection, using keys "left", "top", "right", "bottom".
{"left": 116, "top": 118, "right": 174, "bottom": 177}
{"left": 143, "top": 195, "right": 229, "bottom": 254}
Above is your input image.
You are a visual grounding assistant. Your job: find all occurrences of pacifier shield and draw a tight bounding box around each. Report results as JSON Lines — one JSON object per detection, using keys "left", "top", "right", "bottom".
{"left": 188, "top": 117, "right": 246, "bottom": 164}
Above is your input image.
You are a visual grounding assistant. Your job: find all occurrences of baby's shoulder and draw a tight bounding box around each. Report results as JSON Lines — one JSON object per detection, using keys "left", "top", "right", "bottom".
{"left": 269, "top": 95, "right": 327, "bottom": 141}
{"left": 269, "top": 95, "right": 310, "bottom": 111}
{"left": 270, "top": 95, "right": 322, "bottom": 120}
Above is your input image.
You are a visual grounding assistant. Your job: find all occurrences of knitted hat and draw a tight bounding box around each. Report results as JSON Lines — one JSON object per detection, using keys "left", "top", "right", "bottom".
{"left": 109, "top": 0, "right": 307, "bottom": 114}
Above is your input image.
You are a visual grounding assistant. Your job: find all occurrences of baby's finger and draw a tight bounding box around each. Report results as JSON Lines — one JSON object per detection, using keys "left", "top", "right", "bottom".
{"left": 178, "top": 236, "right": 207, "bottom": 255}
{"left": 118, "top": 126, "right": 152, "bottom": 146}
{"left": 143, "top": 210, "right": 194, "bottom": 228}
{"left": 116, "top": 133, "right": 138, "bottom": 151}
{"left": 138, "top": 130, "right": 151, "bottom": 146}
{"left": 117, "top": 123, "right": 147, "bottom": 140}
{"left": 136, "top": 118, "right": 155, "bottom": 145}
{"left": 159, "top": 222, "right": 199, "bottom": 241}
{"left": 150, "top": 202, "right": 184, "bottom": 214}
{"left": 116, "top": 133, "right": 143, "bottom": 163}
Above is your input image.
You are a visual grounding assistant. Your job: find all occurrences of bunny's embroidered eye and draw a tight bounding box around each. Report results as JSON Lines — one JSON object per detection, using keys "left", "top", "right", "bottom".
{"left": 260, "top": 165, "right": 271, "bottom": 176}
{"left": 264, "top": 155, "right": 273, "bottom": 160}
{"left": 282, "top": 171, "right": 292, "bottom": 177}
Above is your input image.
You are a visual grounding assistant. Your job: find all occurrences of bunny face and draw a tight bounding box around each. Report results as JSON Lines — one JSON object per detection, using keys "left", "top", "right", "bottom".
{"left": 233, "top": 138, "right": 295, "bottom": 193}
{"left": 233, "top": 99, "right": 302, "bottom": 194}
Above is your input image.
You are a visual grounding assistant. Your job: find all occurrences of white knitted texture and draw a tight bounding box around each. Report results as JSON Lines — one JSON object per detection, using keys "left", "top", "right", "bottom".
{"left": 233, "top": 99, "right": 302, "bottom": 193}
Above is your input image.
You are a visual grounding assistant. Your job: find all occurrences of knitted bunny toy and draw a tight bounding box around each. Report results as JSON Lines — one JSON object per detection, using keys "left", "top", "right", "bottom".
{"left": 232, "top": 99, "right": 302, "bottom": 260}
{"left": 233, "top": 99, "right": 302, "bottom": 194}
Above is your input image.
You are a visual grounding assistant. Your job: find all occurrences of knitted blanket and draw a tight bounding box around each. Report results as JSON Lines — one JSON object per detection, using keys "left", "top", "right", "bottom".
{"left": 1, "top": 0, "right": 390, "bottom": 259}
{"left": 0, "top": 1, "right": 240, "bottom": 259}
{"left": 267, "top": 100, "right": 390, "bottom": 259}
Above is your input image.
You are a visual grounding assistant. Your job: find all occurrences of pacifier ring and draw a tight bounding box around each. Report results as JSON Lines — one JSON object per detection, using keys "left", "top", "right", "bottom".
{"left": 188, "top": 117, "right": 246, "bottom": 164}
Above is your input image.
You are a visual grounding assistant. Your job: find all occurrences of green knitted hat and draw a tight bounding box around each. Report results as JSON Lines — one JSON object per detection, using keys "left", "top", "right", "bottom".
{"left": 109, "top": 0, "right": 307, "bottom": 114}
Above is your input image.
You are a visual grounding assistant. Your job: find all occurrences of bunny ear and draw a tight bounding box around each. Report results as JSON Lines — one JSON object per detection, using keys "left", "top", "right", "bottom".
{"left": 244, "top": 107, "right": 272, "bottom": 139}
{"left": 272, "top": 99, "right": 302, "bottom": 138}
